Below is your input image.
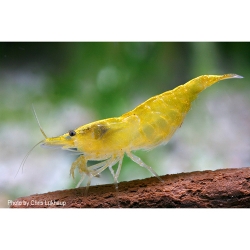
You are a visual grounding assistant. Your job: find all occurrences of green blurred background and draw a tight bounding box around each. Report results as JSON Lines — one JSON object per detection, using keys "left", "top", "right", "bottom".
{"left": 1, "top": 42, "right": 249, "bottom": 207}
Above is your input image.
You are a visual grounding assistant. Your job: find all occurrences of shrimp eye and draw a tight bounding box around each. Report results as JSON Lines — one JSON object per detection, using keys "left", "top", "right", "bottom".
{"left": 68, "top": 130, "right": 76, "bottom": 137}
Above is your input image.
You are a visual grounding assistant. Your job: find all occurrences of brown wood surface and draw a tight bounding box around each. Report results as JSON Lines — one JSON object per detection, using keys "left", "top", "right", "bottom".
{"left": 10, "top": 167, "right": 250, "bottom": 208}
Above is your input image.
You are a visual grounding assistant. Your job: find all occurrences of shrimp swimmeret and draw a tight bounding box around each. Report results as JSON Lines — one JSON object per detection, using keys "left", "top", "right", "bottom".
{"left": 24, "top": 74, "right": 243, "bottom": 194}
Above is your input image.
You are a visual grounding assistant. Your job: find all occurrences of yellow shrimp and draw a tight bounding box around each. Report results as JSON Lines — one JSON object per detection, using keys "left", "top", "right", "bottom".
{"left": 36, "top": 74, "right": 243, "bottom": 194}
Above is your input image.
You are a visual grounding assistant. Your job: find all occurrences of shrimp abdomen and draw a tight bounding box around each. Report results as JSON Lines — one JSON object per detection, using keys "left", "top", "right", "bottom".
{"left": 124, "top": 74, "right": 243, "bottom": 150}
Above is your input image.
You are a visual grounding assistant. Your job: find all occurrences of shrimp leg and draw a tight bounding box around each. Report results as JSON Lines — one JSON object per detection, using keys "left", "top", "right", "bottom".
{"left": 109, "top": 156, "right": 124, "bottom": 192}
{"left": 75, "top": 160, "right": 105, "bottom": 188}
{"left": 126, "top": 151, "right": 163, "bottom": 182}
{"left": 108, "top": 157, "right": 124, "bottom": 207}
{"left": 75, "top": 159, "right": 109, "bottom": 191}
{"left": 77, "top": 156, "right": 121, "bottom": 195}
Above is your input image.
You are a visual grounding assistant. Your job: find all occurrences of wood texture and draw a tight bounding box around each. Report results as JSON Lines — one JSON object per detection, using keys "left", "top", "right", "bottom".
{"left": 10, "top": 167, "right": 250, "bottom": 208}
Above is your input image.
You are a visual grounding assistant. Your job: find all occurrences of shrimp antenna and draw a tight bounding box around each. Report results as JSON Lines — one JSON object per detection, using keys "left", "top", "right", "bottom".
{"left": 16, "top": 105, "right": 48, "bottom": 178}
{"left": 32, "top": 104, "right": 47, "bottom": 139}
{"left": 15, "top": 140, "right": 44, "bottom": 178}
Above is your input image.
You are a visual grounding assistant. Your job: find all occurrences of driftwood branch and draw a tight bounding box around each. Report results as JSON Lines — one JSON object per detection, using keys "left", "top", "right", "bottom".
{"left": 10, "top": 167, "right": 250, "bottom": 208}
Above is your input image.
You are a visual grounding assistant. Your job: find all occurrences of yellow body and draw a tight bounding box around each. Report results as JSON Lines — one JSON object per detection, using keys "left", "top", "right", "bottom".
{"left": 41, "top": 74, "right": 243, "bottom": 192}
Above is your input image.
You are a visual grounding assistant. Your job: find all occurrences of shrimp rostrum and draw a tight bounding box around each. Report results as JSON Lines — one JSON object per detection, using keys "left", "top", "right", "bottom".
{"left": 38, "top": 74, "right": 242, "bottom": 193}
